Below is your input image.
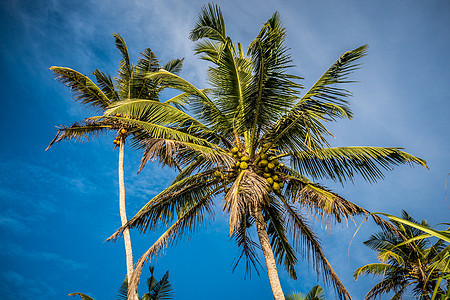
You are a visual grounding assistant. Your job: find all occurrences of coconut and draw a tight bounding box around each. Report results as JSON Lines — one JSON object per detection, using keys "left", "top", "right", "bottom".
{"left": 273, "top": 182, "right": 281, "bottom": 191}
{"left": 266, "top": 177, "right": 274, "bottom": 185}
{"left": 260, "top": 153, "right": 268, "bottom": 160}
{"left": 279, "top": 163, "right": 285, "bottom": 168}
{"left": 265, "top": 185, "right": 271, "bottom": 192}
{"left": 258, "top": 160, "right": 268, "bottom": 167}
{"left": 231, "top": 147, "right": 239, "bottom": 153}
{"left": 272, "top": 159, "right": 280, "bottom": 166}
{"left": 240, "top": 162, "right": 248, "bottom": 169}
{"left": 279, "top": 181, "right": 284, "bottom": 188}
{"left": 267, "top": 162, "right": 275, "bottom": 169}
{"left": 272, "top": 174, "right": 279, "bottom": 181}
{"left": 120, "top": 129, "right": 127, "bottom": 135}
{"left": 235, "top": 161, "right": 241, "bottom": 168}
{"left": 214, "top": 171, "right": 222, "bottom": 177}
{"left": 241, "top": 156, "right": 250, "bottom": 162}
{"left": 263, "top": 173, "right": 271, "bottom": 178}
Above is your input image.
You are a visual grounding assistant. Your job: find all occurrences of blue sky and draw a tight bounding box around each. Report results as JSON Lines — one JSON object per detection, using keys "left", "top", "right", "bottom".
{"left": 0, "top": 0, "right": 449, "bottom": 299}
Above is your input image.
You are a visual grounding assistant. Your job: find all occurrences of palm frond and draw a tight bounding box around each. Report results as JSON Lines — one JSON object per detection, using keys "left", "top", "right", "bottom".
{"left": 261, "top": 45, "right": 369, "bottom": 153}
{"left": 125, "top": 186, "right": 220, "bottom": 299}
{"left": 264, "top": 197, "right": 298, "bottom": 279}
{"left": 50, "top": 66, "right": 110, "bottom": 110}
{"left": 163, "top": 58, "right": 184, "bottom": 74}
{"left": 115, "top": 277, "right": 128, "bottom": 300}
{"left": 231, "top": 214, "right": 262, "bottom": 278}
{"left": 68, "top": 293, "right": 95, "bottom": 300}
{"left": 148, "top": 271, "right": 174, "bottom": 300}
{"left": 113, "top": 33, "right": 134, "bottom": 99}
{"left": 278, "top": 195, "right": 351, "bottom": 300}
{"left": 353, "top": 263, "right": 396, "bottom": 279}
{"left": 305, "top": 285, "right": 325, "bottom": 300}
{"left": 289, "top": 146, "right": 427, "bottom": 183}
{"left": 105, "top": 116, "right": 218, "bottom": 150}
{"left": 146, "top": 70, "right": 231, "bottom": 131}
{"left": 46, "top": 122, "right": 110, "bottom": 150}
{"left": 108, "top": 171, "right": 221, "bottom": 241}
{"left": 246, "top": 12, "right": 303, "bottom": 142}
{"left": 93, "top": 69, "right": 120, "bottom": 102}
{"left": 189, "top": 3, "right": 226, "bottom": 42}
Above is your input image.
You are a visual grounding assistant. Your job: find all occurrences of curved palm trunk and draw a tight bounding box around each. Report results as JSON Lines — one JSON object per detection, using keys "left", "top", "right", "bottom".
{"left": 118, "top": 138, "right": 138, "bottom": 300}
{"left": 254, "top": 206, "right": 286, "bottom": 300}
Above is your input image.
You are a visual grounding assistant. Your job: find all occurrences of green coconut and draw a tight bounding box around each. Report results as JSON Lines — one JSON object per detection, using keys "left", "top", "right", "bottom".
{"left": 241, "top": 156, "right": 250, "bottom": 162}
{"left": 266, "top": 177, "right": 274, "bottom": 185}
{"left": 260, "top": 153, "right": 268, "bottom": 160}
{"left": 240, "top": 162, "right": 248, "bottom": 169}
{"left": 267, "top": 162, "right": 275, "bottom": 170}
{"left": 258, "top": 160, "right": 268, "bottom": 167}
{"left": 273, "top": 182, "right": 281, "bottom": 191}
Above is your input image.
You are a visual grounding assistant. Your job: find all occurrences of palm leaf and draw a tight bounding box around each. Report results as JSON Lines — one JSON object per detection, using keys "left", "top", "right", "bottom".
{"left": 278, "top": 195, "right": 351, "bottom": 300}
{"left": 189, "top": 3, "right": 226, "bottom": 42}
{"left": 265, "top": 197, "right": 298, "bottom": 279}
{"left": 231, "top": 214, "right": 262, "bottom": 278}
{"left": 148, "top": 271, "right": 174, "bottom": 300}
{"left": 68, "top": 293, "right": 95, "bottom": 300}
{"left": 93, "top": 69, "right": 120, "bottom": 102}
{"left": 289, "top": 146, "right": 428, "bottom": 183}
{"left": 46, "top": 122, "right": 110, "bottom": 150}
{"left": 374, "top": 213, "right": 450, "bottom": 243}
{"left": 262, "top": 45, "right": 368, "bottom": 152}
{"left": 50, "top": 67, "right": 110, "bottom": 110}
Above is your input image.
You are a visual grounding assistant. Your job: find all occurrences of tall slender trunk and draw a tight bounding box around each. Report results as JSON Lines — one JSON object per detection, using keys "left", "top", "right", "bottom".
{"left": 118, "top": 137, "right": 138, "bottom": 300}
{"left": 253, "top": 206, "right": 286, "bottom": 300}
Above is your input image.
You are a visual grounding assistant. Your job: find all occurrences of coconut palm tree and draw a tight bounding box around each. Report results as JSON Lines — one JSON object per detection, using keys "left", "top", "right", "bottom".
{"left": 354, "top": 211, "right": 449, "bottom": 299}
{"left": 106, "top": 4, "right": 427, "bottom": 299}
{"left": 69, "top": 266, "right": 173, "bottom": 300}
{"left": 47, "top": 33, "right": 183, "bottom": 300}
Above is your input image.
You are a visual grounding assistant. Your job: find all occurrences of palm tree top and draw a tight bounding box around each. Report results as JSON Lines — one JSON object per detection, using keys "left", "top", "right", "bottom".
{"left": 105, "top": 5, "right": 428, "bottom": 299}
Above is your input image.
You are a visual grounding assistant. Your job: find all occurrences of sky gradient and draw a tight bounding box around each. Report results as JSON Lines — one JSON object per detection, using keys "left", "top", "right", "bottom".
{"left": 1, "top": 0, "right": 449, "bottom": 299}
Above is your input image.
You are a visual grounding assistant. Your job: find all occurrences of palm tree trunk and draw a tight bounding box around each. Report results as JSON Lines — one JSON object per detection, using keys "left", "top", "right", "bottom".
{"left": 253, "top": 205, "right": 286, "bottom": 300}
{"left": 118, "top": 137, "right": 138, "bottom": 300}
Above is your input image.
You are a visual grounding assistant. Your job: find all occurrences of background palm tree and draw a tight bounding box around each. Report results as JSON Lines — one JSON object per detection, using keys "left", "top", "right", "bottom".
{"left": 354, "top": 210, "right": 449, "bottom": 299}
{"left": 47, "top": 33, "right": 183, "bottom": 299}
{"left": 106, "top": 4, "right": 427, "bottom": 299}
{"left": 69, "top": 266, "right": 173, "bottom": 300}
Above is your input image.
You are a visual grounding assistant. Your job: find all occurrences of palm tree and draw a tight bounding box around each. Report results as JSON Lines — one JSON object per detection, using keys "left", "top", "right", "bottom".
{"left": 106, "top": 4, "right": 427, "bottom": 299}
{"left": 47, "top": 33, "right": 183, "bottom": 300}
{"left": 354, "top": 211, "right": 449, "bottom": 299}
{"left": 69, "top": 266, "right": 173, "bottom": 300}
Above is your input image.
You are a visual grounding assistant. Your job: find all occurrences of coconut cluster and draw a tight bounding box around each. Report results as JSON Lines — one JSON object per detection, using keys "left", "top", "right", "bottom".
{"left": 213, "top": 145, "right": 286, "bottom": 195}
{"left": 112, "top": 128, "right": 127, "bottom": 146}
{"left": 256, "top": 153, "right": 285, "bottom": 194}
